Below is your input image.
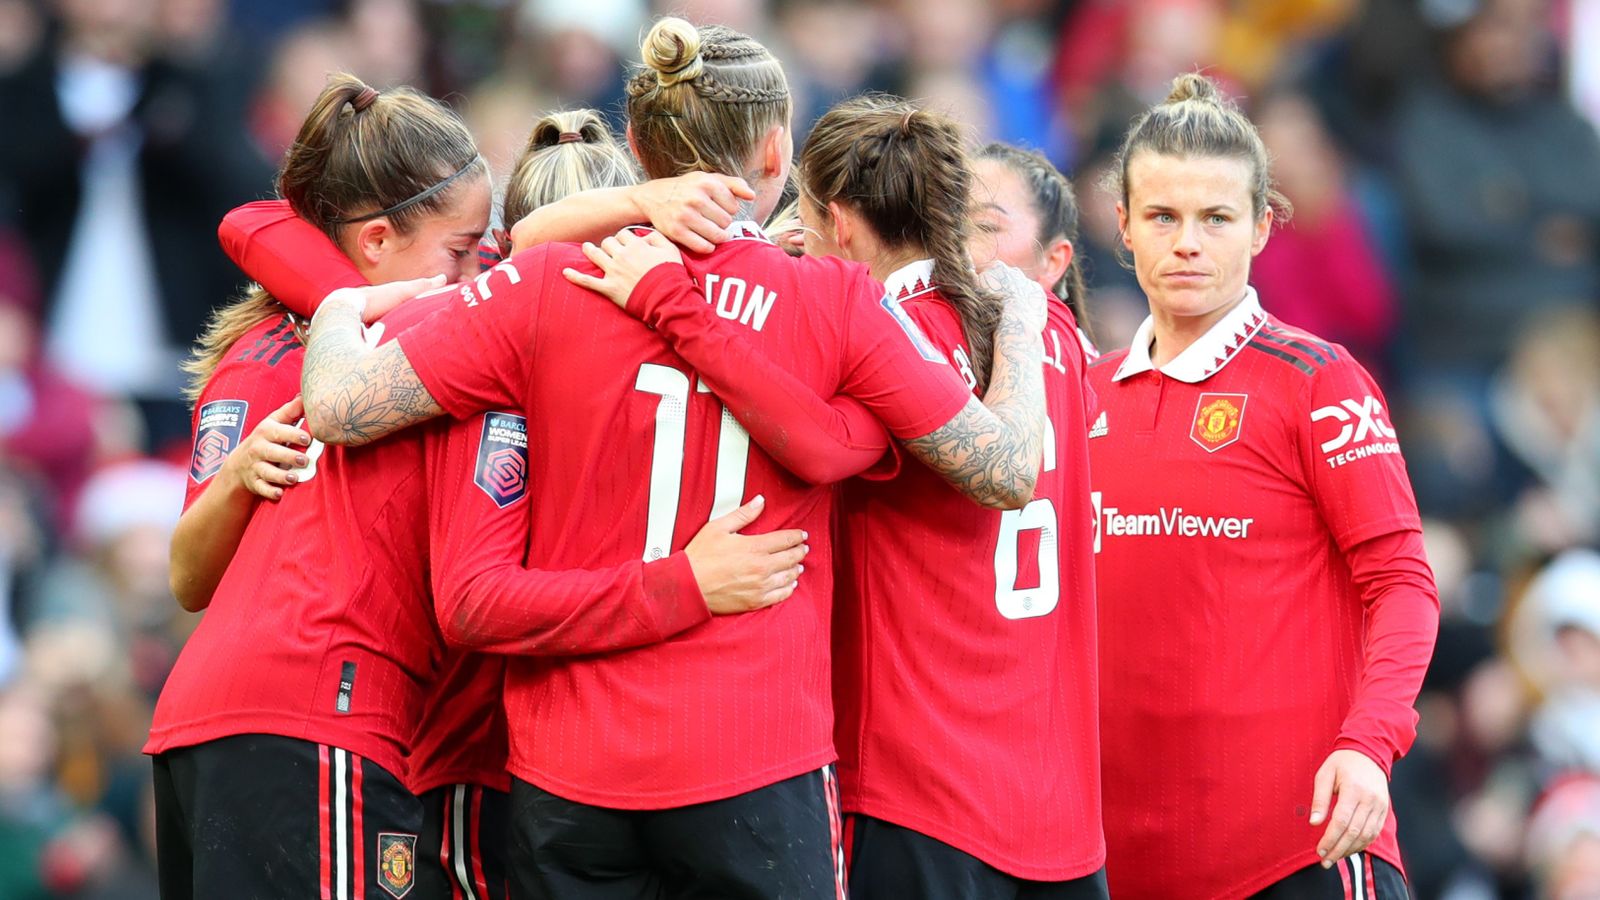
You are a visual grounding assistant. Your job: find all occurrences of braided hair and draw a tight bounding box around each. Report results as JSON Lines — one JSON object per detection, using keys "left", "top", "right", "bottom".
{"left": 625, "top": 17, "right": 791, "bottom": 182}
{"left": 800, "top": 94, "right": 1004, "bottom": 394}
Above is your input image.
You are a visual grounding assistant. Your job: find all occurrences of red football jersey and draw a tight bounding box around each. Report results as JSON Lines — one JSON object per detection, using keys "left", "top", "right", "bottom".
{"left": 150, "top": 292, "right": 709, "bottom": 780}
{"left": 832, "top": 261, "right": 1104, "bottom": 881}
{"left": 1088, "top": 289, "right": 1436, "bottom": 899}
{"left": 182, "top": 312, "right": 305, "bottom": 510}
{"left": 396, "top": 224, "right": 975, "bottom": 808}
{"left": 209, "top": 212, "right": 712, "bottom": 792}
{"left": 213, "top": 212, "right": 513, "bottom": 790}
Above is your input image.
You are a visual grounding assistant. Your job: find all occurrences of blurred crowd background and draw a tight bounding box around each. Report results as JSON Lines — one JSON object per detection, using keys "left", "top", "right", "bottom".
{"left": 0, "top": 0, "right": 1598, "bottom": 897}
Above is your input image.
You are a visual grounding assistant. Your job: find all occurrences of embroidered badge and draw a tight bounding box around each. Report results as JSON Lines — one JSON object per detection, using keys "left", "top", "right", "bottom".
{"left": 474, "top": 412, "right": 528, "bottom": 508}
{"left": 189, "top": 400, "right": 248, "bottom": 484}
{"left": 377, "top": 833, "right": 416, "bottom": 898}
{"left": 1190, "top": 393, "right": 1247, "bottom": 452}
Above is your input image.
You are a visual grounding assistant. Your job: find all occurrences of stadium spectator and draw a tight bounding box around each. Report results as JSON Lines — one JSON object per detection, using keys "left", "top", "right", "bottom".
{"left": 0, "top": 0, "right": 272, "bottom": 451}
{"left": 1251, "top": 88, "right": 1398, "bottom": 375}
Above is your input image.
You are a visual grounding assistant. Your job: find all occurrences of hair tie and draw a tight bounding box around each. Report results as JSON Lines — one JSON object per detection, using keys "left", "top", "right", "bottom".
{"left": 659, "top": 53, "right": 701, "bottom": 77}
{"left": 352, "top": 86, "right": 379, "bottom": 112}
{"left": 557, "top": 132, "right": 583, "bottom": 144}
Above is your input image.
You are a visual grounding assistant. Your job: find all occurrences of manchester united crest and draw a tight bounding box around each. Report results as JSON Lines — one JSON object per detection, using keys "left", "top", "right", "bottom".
{"left": 1190, "top": 393, "right": 1247, "bottom": 452}
{"left": 377, "top": 833, "right": 416, "bottom": 898}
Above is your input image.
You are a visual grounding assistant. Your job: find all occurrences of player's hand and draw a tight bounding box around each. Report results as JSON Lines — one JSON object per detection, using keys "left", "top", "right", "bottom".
{"left": 322, "top": 273, "right": 449, "bottom": 324}
{"left": 634, "top": 173, "right": 755, "bottom": 254}
{"left": 221, "top": 397, "right": 312, "bottom": 501}
{"left": 565, "top": 229, "right": 685, "bottom": 310}
{"left": 683, "top": 495, "right": 808, "bottom": 615}
{"left": 1310, "top": 748, "right": 1391, "bottom": 866}
{"left": 982, "top": 262, "right": 1048, "bottom": 336}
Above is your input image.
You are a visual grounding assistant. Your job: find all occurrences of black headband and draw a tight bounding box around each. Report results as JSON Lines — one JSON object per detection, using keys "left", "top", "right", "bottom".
{"left": 331, "top": 156, "right": 483, "bottom": 225}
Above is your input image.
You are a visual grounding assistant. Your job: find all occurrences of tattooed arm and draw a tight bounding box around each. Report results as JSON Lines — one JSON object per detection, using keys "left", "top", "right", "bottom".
{"left": 300, "top": 279, "right": 447, "bottom": 446}
{"left": 568, "top": 230, "right": 1045, "bottom": 508}
{"left": 901, "top": 268, "right": 1047, "bottom": 509}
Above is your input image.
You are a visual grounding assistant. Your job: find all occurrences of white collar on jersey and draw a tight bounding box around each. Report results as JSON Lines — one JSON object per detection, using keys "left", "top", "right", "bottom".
{"left": 882, "top": 258, "right": 937, "bottom": 301}
{"left": 725, "top": 220, "right": 775, "bottom": 244}
{"left": 1112, "top": 287, "right": 1267, "bottom": 383}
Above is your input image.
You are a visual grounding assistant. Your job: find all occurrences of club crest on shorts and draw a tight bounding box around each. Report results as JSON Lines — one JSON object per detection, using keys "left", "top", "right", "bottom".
{"left": 189, "top": 399, "right": 248, "bottom": 484}
{"left": 474, "top": 412, "right": 528, "bottom": 508}
{"left": 1191, "top": 393, "right": 1247, "bottom": 452}
{"left": 377, "top": 833, "right": 416, "bottom": 898}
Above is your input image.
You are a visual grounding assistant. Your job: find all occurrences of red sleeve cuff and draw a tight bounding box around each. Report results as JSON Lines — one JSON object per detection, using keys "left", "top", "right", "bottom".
{"left": 1331, "top": 736, "right": 1396, "bottom": 779}
{"left": 639, "top": 552, "right": 712, "bottom": 639}
{"left": 312, "top": 269, "right": 369, "bottom": 307}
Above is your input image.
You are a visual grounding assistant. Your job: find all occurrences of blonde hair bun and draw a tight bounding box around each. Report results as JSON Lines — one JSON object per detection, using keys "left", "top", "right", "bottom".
{"left": 642, "top": 17, "right": 703, "bottom": 87}
{"left": 1164, "top": 72, "right": 1224, "bottom": 105}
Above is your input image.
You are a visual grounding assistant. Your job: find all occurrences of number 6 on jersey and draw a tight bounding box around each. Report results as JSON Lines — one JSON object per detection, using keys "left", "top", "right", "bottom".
{"left": 994, "top": 415, "right": 1059, "bottom": 619}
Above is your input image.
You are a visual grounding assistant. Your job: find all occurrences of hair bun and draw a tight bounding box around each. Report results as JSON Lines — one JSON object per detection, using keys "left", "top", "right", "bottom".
{"left": 642, "top": 17, "right": 704, "bottom": 87}
{"left": 1165, "top": 72, "right": 1222, "bottom": 106}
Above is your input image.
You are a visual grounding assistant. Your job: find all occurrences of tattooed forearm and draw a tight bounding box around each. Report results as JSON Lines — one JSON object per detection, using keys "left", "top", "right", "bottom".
{"left": 903, "top": 301, "right": 1046, "bottom": 510}
{"left": 301, "top": 295, "right": 443, "bottom": 447}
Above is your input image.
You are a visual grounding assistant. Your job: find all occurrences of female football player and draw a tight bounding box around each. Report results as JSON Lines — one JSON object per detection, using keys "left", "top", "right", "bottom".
{"left": 292, "top": 17, "right": 1051, "bottom": 897}
{"left": 572, "top": 94, "right": 1106, "bottom": 900}
{"left": 158, "top": 78, "right": 804, "bottom": 900}
{"left": 970, "top": 142, "right": 1096, "bottom": 357}
{"left": 1085, "top": 73, "right": 1437, "bottom": 899}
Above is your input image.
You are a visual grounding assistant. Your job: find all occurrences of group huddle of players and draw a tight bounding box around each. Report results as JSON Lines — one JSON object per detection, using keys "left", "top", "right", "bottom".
{"left": 150, "top": 14, "right": 1439, "bottom": 900}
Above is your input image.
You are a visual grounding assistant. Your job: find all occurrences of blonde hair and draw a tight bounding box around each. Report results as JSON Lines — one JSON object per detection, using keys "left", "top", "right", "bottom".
{"left": 800, "top": 94, "right": 1003, "bottom": 393}
{"left": 185, "top": 73, "right": 484, "bottom": 401}
{"left": 502, "top": 109, "right": 639, "bottom": 227}
{"left": 181, "top": 287, "right": 296, "bottom": 402}
{"left": 1107, "top": 73, "right": 1291, "bottom": 223}
{"left": 624, "top": 17, "right": 791, "bottom": 182}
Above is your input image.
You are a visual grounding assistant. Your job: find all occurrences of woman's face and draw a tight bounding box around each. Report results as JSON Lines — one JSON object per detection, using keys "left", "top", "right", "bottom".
{"left": 1117, "top": 151, "right": 1270, "bottom": 324}
{"left": 970, "top": 158, "right": 1049, "bottom": 291}
{"left": 364, "top": 174, "right": 493, "bottom": 286}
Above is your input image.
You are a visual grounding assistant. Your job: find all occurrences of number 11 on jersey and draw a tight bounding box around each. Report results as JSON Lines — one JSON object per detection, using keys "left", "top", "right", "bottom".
{"left": 635, "top": 363, "right": 752, "bottom": 561}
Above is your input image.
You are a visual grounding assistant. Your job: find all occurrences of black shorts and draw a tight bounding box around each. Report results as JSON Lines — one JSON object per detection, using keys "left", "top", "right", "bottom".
{"left": 846, "top": 814, "right": 1109, "bottom": 900}
{"left": 509, "top": 765, "right": 848, "bottom": 900}
{"left": 416, "top": 783, "right": 510, "bottom": 900}
{"left": 1249, "top": 852, "right": 1410, "bottom": 900}
{"left": 152, "top": 733, "right": 425, "bottom": 900}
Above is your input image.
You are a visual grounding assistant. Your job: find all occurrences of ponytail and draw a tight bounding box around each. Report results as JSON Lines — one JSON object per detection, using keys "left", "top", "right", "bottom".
{"left": 188, "top": 73, "right": 483, "bottom": 399}
{"left": 278, "top": 72, "right": 485, "bottom": 238}
{"left": 502, "top": 109, "right": 638, "bottom": 227}
{"left": 801, "top": 94, "right": 1002, "bottom": 393}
